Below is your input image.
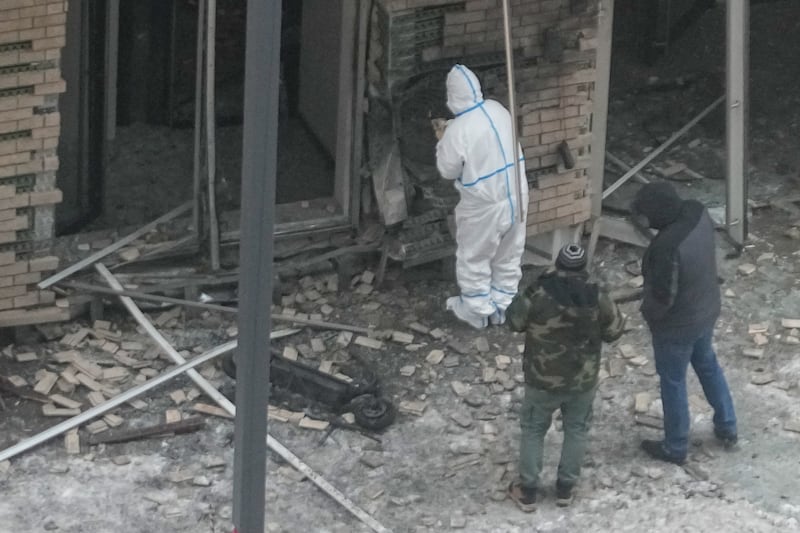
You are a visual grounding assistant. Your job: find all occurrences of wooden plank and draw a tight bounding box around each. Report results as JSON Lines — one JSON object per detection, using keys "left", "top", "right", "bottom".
{"left": 87, "top": 417, "right": 205, "bottom": 445}
{"left": 192, "top": 402, "right": 234, "bottom": 419}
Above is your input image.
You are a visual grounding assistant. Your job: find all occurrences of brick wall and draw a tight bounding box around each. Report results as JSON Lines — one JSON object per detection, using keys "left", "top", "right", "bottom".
{"left": 0, "top": 0, "right": 67, "bottom": 326}
{"left": 373, "top": 0, "right": 598, "bottom": 236}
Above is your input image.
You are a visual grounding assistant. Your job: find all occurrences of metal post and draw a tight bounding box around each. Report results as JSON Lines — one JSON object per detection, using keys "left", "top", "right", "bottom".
{"left": 590, "top": 0, "right": 614, "bottom": 218}
{"left": 500, "top": 0, "right": 525, "bottom": 224}
{"left": 104, "top": 0, "right": 119, "bottom": 143}
{"left": 726, "top": 0, "right": 749, "bottom": 245}
{"left": 192, "top": 0, "right": 206, "bottom": 240}
{"left": 232, "top": 0, "right": 281, "bottom": 531}
{"left": 206, "top": 0, "right": 220, "bottom": 270}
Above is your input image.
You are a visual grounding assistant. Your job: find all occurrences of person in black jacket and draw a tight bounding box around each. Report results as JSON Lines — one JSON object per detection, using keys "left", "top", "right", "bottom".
{"left": 632, "top": 182, "right": 737, "bottom": 464}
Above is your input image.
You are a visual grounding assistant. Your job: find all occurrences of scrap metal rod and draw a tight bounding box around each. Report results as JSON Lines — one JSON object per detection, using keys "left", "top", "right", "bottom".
{"left": 58, "top": 280, "right": 373, "bottom": 335}
{"left": 501, "top": 0, "right": 525, "bottom": 224}
{"left": 0, "top": 342, "right": 237, "bottom": 464}
{"left": 95, "top": 264, "right": 389, "bottom": 533}
{"left": 605, "top": 151, "right": 649, "bottom": 184}
{"left": 602, "top": 95, "right": 724, "bottom": 200}
{"left": 37, "top": 201, "right": 192, "bottom": 290}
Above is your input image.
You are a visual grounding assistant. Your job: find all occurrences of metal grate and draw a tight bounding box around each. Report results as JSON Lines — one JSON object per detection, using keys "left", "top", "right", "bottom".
{"left": 0, "top": 60, "right": 56, "bottom": 76}
{"left": 0, "top": 130, "right": 32, "bottom": 143}
{"left": 0, "top": 174, "right": 36, "bottom": 190}
{"left": 0, "top": 41, "right": 32, "bottom": 54}
{"left": 0, "top": 86, "right": 34, "bottom": 99}
{"left": 34, "top": 105, "right": 58, "bottom": 115}
{"left": 382, "top": 2, "right": 466, "bottom": 88}
{"left": 0, "top": 237, "right": 52, "bottom": 257}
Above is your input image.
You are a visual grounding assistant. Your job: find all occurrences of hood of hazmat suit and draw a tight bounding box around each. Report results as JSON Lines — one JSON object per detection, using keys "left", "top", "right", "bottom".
{"left": 436, "top": 64, "right": 529, "bottom": 328}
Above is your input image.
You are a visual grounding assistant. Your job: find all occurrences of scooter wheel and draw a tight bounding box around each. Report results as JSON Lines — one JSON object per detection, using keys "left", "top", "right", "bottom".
{"left": 351, "top": 394, "right": 396, "bottom": 431}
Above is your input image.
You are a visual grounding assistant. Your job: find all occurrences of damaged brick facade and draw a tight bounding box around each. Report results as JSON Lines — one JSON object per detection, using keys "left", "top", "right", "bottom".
{"left": 372, "top": 0, "right": 597, "bottom": 236}
{"left": 0, "top": 0, "right": 67, "bottom": 326}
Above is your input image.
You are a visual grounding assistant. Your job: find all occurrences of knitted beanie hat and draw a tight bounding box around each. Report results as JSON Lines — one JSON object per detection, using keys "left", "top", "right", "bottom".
{"left": 632, "top": 181, "right": 684, "bottom": 229}
{"left": 555, "top": 243, "right": 587, "bottom": 272}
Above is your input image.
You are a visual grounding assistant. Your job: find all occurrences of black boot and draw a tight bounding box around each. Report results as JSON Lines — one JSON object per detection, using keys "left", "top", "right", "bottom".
{"left": 714, "top": 428, "right": 738, "bottom": 450}
{"left": 555, "top": 480, "right": 573, "bottom": 507}
{"left": 640, "top": 439, "right": 686, "bottom": 465}
{"left": 507, "top": 481, "right": 537, "bottom": 512}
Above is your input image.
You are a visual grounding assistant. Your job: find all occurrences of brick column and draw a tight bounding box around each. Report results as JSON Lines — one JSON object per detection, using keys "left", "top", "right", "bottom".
{"left": 0, "top": 0, "right": 68, "bottom": 326}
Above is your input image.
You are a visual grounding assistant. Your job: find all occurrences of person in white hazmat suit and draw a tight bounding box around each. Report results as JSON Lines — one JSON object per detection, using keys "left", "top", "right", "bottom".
{"left": 436, "top": 64, "right": 529, "bottom": 329}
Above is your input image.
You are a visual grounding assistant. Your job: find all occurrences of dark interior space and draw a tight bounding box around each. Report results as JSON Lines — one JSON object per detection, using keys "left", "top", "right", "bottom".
{"left": 56, "top": 0, "right": 108, "bottom": 235}
{"left": 604, "top": 0, "right": 800, "bottom": 226}
{"left": 66, "top": 0, "right": 338, "bottom": 232}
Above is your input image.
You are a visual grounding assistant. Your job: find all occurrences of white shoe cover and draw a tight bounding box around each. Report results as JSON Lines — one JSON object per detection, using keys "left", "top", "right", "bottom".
{"left": 446, "top": 296, "right": 488, "bottom": 330}
{"left": 489, "top": 307, "right": 506, "bottom": 326}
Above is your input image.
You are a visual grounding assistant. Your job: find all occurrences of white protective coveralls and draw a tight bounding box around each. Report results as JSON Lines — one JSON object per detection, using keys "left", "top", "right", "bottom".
{"left": 436, "top": 64, "right": 529, "bottom": 329}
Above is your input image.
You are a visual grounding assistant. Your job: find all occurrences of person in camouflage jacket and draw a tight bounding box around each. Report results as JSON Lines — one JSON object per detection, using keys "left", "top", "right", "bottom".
{"left": 506, "top": 244, "right": 625, "bottom": 511}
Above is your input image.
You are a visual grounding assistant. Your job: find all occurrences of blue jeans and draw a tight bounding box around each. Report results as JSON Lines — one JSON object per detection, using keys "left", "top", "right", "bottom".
{"left": 652, "top": 325, "right": 737, "bottom": 458}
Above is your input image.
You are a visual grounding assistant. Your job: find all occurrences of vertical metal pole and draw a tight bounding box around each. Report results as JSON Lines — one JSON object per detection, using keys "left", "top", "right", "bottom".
{"left": 726, "top": 0, "right": 749, "bottom": 245}
{"left": 500, "top": 0, "right": 525, "bottom": 224}
{"left": 104, "top": 0, "right": 119, "bottom": 143}
{"left": 192, "top": 0, "right": 205, "bottom": 241}
{"left": 590, "top": 0, "right": 615, "bottom": 219}
{"left": 232, "top": 0, "right": 280, "bottom": 531}
{"left": 167, "top": 0, "right": 179, "bottom": 128}
{"left": 333, "top": 1, "right": 358, "bottom": 220}
{"left": 206, "top": 0, "right": 220, "bottom": 270}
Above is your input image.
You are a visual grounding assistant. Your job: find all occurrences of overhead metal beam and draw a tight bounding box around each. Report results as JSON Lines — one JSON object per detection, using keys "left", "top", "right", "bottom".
{"left": 726, "top": 0, "right": 749, "bottom": 245}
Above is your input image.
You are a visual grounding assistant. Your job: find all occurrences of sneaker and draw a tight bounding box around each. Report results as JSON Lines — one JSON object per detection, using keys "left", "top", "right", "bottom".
{"left": 489, "top": 307, "right": 506, "bottom": 326}
{"left": 713, "top": 428, "right": 738, "bottom": 450}
{"left": 640, "top": 439, "right": 686, "bottom": 465}
{"left": 507, "top": 481, "right": 537, "bottom": 513}
{"left": 555, "top": 480, "right": 573, "bottom": 507}
{"left": 446, "top": 296, "right": 488, "bottom": 330}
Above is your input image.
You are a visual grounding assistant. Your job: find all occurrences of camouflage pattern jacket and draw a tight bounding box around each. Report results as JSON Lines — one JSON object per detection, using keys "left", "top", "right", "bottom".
{"left": 506, "top": 269, "right": 625, "bottom": 393}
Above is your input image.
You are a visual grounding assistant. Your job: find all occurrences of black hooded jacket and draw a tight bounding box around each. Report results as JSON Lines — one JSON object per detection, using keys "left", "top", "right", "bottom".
{"left": 632, "top": 182, "right": 721, "bottom": 339}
